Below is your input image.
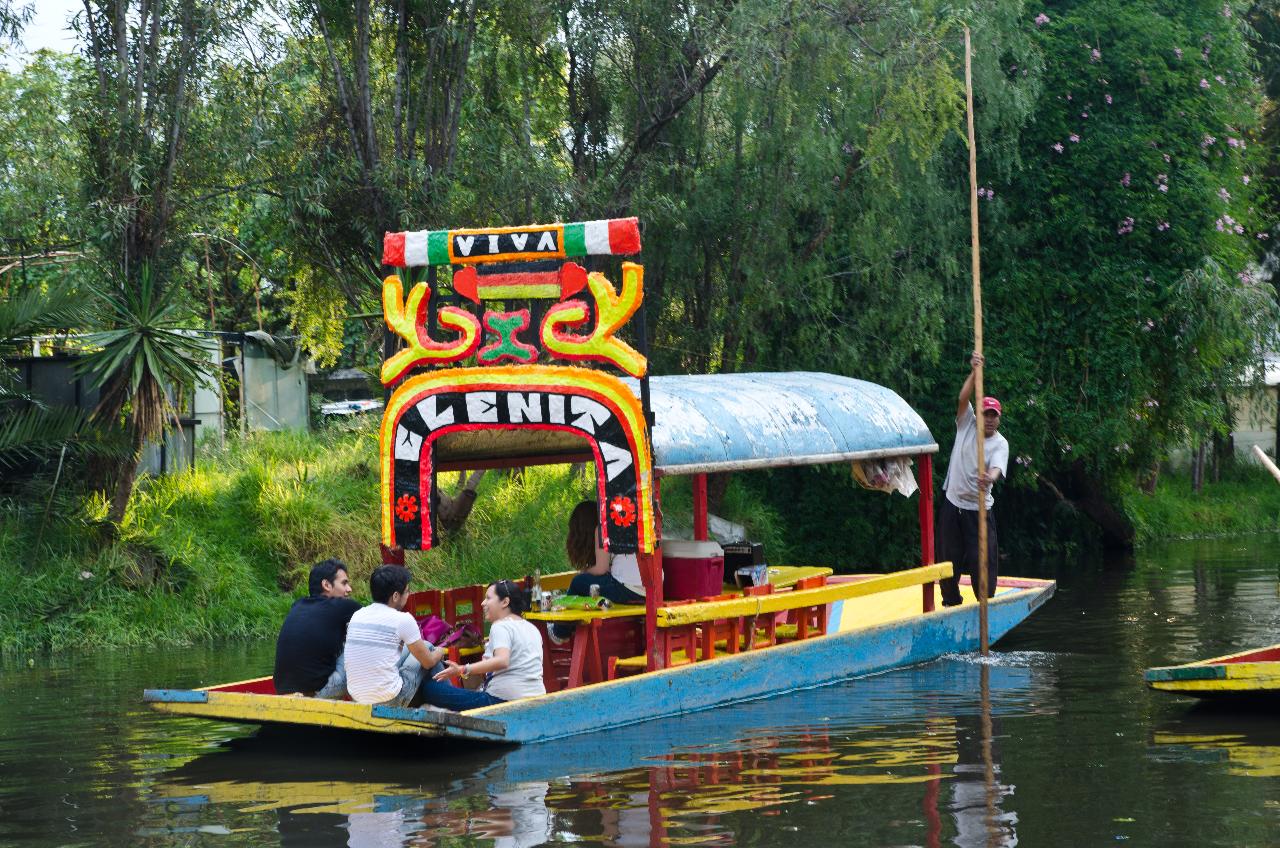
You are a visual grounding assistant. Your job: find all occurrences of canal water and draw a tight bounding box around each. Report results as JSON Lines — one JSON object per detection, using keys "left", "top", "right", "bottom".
{"left": 2, "top": 536, "right": 1279, "bottom": 847}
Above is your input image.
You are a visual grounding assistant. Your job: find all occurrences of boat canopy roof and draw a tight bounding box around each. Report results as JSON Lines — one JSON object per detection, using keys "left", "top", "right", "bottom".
{"left": 433, "top": 371, "right": 936, "bottom": 475}
{"left": 643, "top": 372, "right": 936, "bottom": 475}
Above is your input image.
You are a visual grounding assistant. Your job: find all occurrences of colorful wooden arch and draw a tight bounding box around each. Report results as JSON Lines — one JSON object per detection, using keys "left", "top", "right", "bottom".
{"left": 379, "top": 365, "right": 656, "bottom": 554}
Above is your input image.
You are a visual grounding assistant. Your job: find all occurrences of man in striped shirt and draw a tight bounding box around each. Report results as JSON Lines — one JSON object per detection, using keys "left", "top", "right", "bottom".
{"left": 343, "top": 565, "right": 444, "bottom": 706}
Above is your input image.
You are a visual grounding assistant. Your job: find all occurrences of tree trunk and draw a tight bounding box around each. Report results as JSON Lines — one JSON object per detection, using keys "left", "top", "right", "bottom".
{"left": 106, "top": 430, "right": 145, "bottom": 526}
{"left": 438, "top": 469, "right": 486, "bottom": 534}
{"left": 1065, "top": 462, "right": 1135, "bottom": 550}
{"left": 1192, "top": 441, "right": 1206, "bottom": 494}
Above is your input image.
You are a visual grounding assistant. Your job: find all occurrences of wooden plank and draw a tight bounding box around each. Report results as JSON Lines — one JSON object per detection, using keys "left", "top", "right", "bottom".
{"left": 370, "top": 705, "right": 506, "bottom": 736}
{"left": 1145, "top": 665, "right": 1227, "bottom": 682}
{"left": 144, "top": 688, "right": 209, "bottom": 703}
{"left": 657, "top": 564, "right": 953, "bottom": 627}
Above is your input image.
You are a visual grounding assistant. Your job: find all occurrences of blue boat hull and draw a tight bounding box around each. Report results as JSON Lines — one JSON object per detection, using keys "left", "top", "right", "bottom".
{"left": 470, "top": 581, "right": 1055, "bottom": 744}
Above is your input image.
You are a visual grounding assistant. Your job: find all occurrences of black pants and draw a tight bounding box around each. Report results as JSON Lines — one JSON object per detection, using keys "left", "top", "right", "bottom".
{"left": 936, "top": 500, "right": 998, "bottom": 607}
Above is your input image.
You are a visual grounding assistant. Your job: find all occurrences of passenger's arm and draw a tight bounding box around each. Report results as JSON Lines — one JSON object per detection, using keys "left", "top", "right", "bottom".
{"left": 407, "top": 639, "right": 444, "bottom": 668}
{"left": 434, "top": 647, "right": 510, "bottom": 682}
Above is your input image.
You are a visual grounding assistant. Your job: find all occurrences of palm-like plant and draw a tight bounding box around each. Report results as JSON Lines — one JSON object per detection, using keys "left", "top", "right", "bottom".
{"left": 0, "top": 283, "right": 92, "bottom": 470}
{"left": 79, "top": 266, "right": 212, "bottom": 525}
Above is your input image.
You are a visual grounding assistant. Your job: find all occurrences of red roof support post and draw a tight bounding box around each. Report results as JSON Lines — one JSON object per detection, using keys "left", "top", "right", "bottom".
{"left": 693, "top": 473, "right": 709, "bottom": 541}
{"left": 918, "top": 454, "right": 935, "bottom": 612}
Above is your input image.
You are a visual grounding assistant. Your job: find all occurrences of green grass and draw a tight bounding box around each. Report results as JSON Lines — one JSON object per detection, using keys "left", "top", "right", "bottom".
{"left": 0, "top": 420, "right": 785, "bottom": 652}
{"left": 1122, "top": 464, "right": 1280, "bottom": 546}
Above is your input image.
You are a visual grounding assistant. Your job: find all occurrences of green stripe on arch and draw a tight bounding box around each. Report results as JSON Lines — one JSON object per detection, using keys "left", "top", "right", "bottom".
{"left": 562, "top": 222, "right": 586, "bottom": 256}
{"left": 427, "top": 230, "right": 450, "bottom": 264}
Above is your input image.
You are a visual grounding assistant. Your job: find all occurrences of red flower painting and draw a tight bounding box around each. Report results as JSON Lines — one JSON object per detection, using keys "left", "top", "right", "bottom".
{"left": 395, "top": 493, "right": 419, "bottom": 522}
{"left": 609, "top": 495, "right": 636, "bottom": 527}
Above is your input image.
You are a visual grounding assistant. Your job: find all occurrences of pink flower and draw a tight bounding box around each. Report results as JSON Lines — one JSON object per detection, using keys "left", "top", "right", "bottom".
{"left": 1105, "top": 94, "right": 1113, "bottom": 105}
{"left": 1216, "top": 218, "right": 1226, "bottom": 231}
{"left": 1090, "top": 48, "right": 1102, "bottom": 63}
{"left": 1163, "top": 153, "right": 1172, "bottom": 163}
{"left": 1069, "top": 133, "right": 1080, "bottom": 143}
{"left": 1202, "top": 134, "right": 1216, "bottom": 147}
{"left": 1052, "top": 142, "right": 1064, "bottom": 153}
{"left": 1200, "top": 78, "right": 1211, "bottom": 89}
{"left": 1223, "top": 3, "right": 1232, "bottom": 17}
{"left": 1218, "top": 187, "right": 1231, "bottom": 202}
{"left": 1082, "top": 111, "right": 1089, "bottom": 118}
{"left": 1117, "top": 216, "right": 1135, "bottom": 235}
{"left": 1174, "top": 47, "right": 1183, "bottom": 59}
{"left": 1257, "top": 232, "right": 1269, "bottom": 239}
{"left": 1159, "top": 184, "right": 1169, "bottom": 193}
{"left": 1234, "top": 224, "right": 1245, "bottom": 234}
{"left": 1035, "top": 12, "right": 1050, "bottom": 26}
{"left": 1156, "top": 222, "right": 1170, "bottom": 231}
{"left": 1215, "top": 75, "right": 1226, "bottom": 85}
{"left": 1227, "top": 137, "right": 1240, "bottom": 147}
{"left": 1243, "top": 175, "right": 1251, "bottom": 184}
{"left": 1120, "top": 172, "right": 1131, "bottom": 187}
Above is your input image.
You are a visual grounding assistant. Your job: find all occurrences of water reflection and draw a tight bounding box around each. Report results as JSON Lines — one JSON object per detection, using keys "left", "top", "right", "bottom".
{"left": 145, "top": 658, "right": 1046, "bottom": 847}
{"left": 10, "top": 536, "right": 1280, "bottom": 847}
{"left": 1149, "top": 712, "right": 1280, "bottom": 778}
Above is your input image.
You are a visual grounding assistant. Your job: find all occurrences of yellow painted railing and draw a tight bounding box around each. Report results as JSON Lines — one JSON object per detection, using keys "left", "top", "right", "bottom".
{"left": 655, "top": 563, "right": 953, "bottom": 628}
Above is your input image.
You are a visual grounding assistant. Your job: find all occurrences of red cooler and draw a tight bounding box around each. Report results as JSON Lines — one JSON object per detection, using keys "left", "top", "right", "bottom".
{"left": 662, "top": 540, "right": 725, "bottom": 601}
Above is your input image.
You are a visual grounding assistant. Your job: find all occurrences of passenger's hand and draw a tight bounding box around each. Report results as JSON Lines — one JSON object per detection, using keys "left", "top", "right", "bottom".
{"left": 433, "top": 660, "right": 462, "bottom": 682}
{"left": 970, "top": 352, "right": 984, "bottom": 370}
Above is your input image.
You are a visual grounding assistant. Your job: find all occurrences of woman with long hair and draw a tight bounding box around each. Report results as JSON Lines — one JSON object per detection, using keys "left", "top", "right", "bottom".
{"left": 418, "top": 579, "right": 545, "bottom": 710}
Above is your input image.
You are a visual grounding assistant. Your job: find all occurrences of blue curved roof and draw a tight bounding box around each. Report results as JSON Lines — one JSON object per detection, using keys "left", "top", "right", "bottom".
{"left": 643, "top": 372, "right": 937, "bottom": 475}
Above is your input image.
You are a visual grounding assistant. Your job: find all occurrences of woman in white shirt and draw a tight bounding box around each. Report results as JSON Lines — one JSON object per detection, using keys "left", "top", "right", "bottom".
{"left": 420, "top": 580, "right": 545, "bottom": 710}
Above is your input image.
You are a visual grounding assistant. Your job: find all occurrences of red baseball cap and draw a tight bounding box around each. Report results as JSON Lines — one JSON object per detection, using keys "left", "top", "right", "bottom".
{"left": 982, "top": 396, "right": 1002, "bottom": 415}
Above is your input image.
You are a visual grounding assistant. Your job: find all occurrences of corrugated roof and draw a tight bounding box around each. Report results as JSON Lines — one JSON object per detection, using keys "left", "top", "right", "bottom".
{"left": 642, "top": 372, "right": 936, "bottom": 475}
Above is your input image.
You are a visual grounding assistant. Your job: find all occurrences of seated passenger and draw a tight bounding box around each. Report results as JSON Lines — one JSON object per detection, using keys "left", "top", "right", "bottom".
{"left": 273, "top": 559, "right": 362, "bottom": 698}
{"left": 565, "top": 500, "right": 646, "bottom": 604}
{"left": 419, "top": 580, "right": 545, "bottom": 710}
{"left": 343, "top": 565, "right": 445, "bottom": 707}
{"left": 550, "top": 501, "right": 647, "bottom": 644}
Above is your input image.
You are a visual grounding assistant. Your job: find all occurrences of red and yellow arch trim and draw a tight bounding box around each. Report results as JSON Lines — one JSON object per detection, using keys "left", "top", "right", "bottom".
{"left": 379, "top": 365, "right": 656, "bottom": 552}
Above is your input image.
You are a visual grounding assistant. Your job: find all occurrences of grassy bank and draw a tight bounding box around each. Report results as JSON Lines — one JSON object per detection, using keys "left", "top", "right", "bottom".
{"left": 0, "top": 422, "right": 784, "bottom": 652}
{"left": 1122, "top": 464, "right": 1280, "bottom": 546}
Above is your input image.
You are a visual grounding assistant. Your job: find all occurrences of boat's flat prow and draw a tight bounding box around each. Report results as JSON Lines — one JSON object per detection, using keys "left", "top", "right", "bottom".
{"left": 1145, "top": 644, "right": 1280, "bottom": 701}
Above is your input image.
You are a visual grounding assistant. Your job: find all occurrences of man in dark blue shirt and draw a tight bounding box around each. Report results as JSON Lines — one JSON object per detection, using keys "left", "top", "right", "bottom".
{"left": 273, "top": 559, "right": 362, "bottom": 696}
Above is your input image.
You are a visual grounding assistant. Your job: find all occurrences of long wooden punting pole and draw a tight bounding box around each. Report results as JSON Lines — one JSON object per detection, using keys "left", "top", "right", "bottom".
{"left": 964, "top": 26, "right": 990, "bottom": 655}
{"left": 1252, "top": 444, "right": 1280, "bottom": 485}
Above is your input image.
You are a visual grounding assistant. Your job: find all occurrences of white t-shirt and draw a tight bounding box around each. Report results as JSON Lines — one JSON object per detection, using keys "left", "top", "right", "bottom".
{"left": 343, "top": 602, "right": 422, "bottom": 704}
{"left": 610, "top": 553, "right": 645, "bottom": 596}
{"left": 943, "top": 403, "right": 1010, "bottom": 511}
{"left": 483, "top": 617, "right": 546, "bottom": 702}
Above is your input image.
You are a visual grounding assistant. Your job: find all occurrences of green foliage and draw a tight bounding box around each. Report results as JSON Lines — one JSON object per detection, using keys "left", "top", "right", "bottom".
{"left": 974, "top": 0, "right": 1278, "bottom": 507}
{"left": 1122, "top": 463, "right": 1280, "bottom": 544}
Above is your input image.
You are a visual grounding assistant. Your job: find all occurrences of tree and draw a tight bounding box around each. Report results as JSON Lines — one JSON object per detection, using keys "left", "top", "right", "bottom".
{"left": 978, "top": 0, "right": 1278, "bottom": 547}
{"left": 78, "top": 266, "right": 211, "bottom": 526}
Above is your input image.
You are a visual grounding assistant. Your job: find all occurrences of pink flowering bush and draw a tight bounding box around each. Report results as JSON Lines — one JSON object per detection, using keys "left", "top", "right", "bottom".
{"left": 982, "top": 0, "right": 1274, "bottom": 514}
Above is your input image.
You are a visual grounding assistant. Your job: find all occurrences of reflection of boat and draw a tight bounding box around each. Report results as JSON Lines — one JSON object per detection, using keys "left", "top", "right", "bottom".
{"left": 1149, "top": 713, "right": 1280, "bottom": 777}
{"left": 146, "top": 217, "right": 1054, "bottom": 744}
{"left": 1144, "top": 645, "right": 1280, "bottom": 701}
{"left": 150, "top": 658, "right": 1044, "bottom": 846}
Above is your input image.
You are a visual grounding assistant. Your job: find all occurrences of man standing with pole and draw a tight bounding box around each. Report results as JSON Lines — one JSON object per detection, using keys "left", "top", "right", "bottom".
{"left": 937, "top": 353, "right": 1008, "bottom": 623}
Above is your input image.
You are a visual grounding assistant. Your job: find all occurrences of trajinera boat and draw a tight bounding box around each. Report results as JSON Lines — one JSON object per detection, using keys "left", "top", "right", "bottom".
{"left": 1145, "top": 644, "right": 1280, "bottom": 701}
{"left": 145, "top": 216, "right": 1056, "bottom": 744}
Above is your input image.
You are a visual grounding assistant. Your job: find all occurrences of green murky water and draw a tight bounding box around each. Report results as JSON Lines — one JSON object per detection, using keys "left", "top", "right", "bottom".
{"left": 3, "top": 536, "right": 1279, "bottom": 847}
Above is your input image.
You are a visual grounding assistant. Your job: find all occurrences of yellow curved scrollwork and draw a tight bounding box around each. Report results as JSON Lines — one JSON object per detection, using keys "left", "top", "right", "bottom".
{"left": 380, "top": 275, "right": 481, "bottom": 385}
{"left": 539, "top": 262, "right": 647, "bottom": 377}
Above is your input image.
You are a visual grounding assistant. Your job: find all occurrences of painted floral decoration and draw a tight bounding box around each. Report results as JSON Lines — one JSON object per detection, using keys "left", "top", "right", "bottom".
{"left": 395, "top": 493, "right": 419, "bottom": 523}
{"left": 609, "top": 495, "right": 637, "bottom": 527}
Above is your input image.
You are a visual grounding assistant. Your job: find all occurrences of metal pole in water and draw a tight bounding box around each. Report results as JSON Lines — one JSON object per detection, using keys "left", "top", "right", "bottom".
{"left": 964, "top": 26, "right": 990, "bottom": 655}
